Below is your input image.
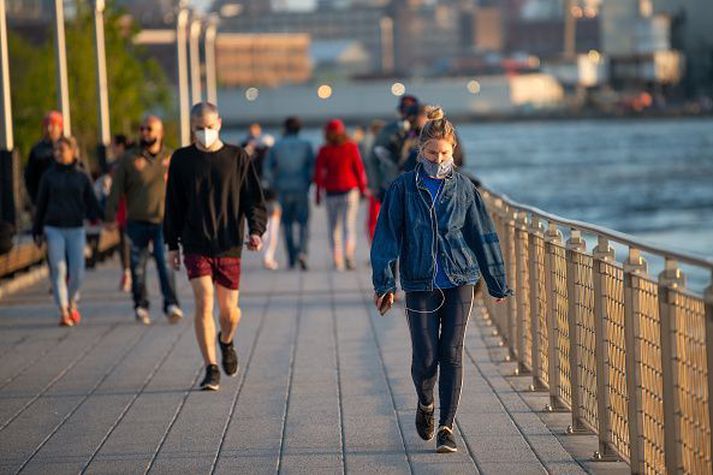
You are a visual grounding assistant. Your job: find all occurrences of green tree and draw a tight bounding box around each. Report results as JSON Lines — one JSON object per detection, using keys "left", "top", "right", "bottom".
{"left": 9, "top": 1, "right": 174, "bottom": 170}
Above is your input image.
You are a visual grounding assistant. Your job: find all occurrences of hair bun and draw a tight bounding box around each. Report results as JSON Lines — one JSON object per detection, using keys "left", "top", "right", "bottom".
{"left": 425, "top": 105, "right": 445, "bottom": 121}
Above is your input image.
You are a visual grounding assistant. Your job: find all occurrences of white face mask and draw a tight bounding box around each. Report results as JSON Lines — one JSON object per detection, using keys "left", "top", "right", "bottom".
{"left": 195, "top": 128, "right": 219, "bottom": 148}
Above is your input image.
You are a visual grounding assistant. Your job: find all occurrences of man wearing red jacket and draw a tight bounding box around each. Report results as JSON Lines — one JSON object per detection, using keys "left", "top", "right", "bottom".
{"left": 314, "top": 119, "right": 367, "bottom": 271}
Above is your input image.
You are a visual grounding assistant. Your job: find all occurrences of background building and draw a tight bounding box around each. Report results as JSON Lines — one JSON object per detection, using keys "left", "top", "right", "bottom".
{"left": 651, "top": 0, "right": 713, "bottom": 95}
{"left": 215, "top": 6, "right": 387, "bottom": 74}
{"left": 600, "top": 0, "right": 684, "bottom": 87}
{"left": 215, "top": 33, "right": 312, "bottom": 87}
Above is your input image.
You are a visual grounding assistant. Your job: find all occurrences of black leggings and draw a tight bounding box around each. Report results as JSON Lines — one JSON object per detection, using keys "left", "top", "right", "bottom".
{"left": 405, "top": 284, "right": 475, "bottom": 428}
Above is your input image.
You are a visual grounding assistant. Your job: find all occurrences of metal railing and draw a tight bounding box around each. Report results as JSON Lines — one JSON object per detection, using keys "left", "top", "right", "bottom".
{"left": 479, "top": 184, "right": 713, "bottom": 474}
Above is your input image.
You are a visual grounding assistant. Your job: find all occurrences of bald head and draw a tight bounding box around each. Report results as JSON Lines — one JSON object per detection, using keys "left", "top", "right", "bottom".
{"left": 139, "top": 114, "right": 164, "bottom": 151}
{"left": 190, "top": 102, "right": 223, "bottom": 150}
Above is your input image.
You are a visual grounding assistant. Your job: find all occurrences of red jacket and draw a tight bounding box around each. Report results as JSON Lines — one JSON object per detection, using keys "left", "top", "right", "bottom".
{"left": 314, "top": 141, "right": 367, "bottom": 195}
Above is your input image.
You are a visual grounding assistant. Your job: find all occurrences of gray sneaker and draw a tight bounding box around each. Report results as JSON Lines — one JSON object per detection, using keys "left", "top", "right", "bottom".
{"left": 165, "top": 304, "right": 184, "bottom": 324}
{"left": 135, "top": 307, "right": 151, "bottom": 325}
{"left": 436, "top": 426, "right": 457, "bottom": 453}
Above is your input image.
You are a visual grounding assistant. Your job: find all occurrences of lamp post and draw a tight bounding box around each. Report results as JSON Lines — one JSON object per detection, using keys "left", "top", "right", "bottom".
{"left": 0, "top": 0, "right": 16, "bottom": 226}
{"left": 204, "top": 15, "right": 218, "bottom": 105}
{"left": 176, "top": 7, "right": 190, "bottom": 146}
{"left": 189, "top": 17, "right": 202, "bottom": 105}
{"left": 53, "top": 0, "right": 71, "bottom": 136}
{"left": 94, "top": 0, "right": 111, "bottom": 172}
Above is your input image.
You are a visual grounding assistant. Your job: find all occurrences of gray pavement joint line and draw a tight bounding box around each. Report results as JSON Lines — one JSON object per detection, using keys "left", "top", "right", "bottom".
{"left": 328, "top": 270, "right": 347, "bottom": 475}
{"left": 145, "top": 279, "right": 266, "bottom": 474}
{"left": 0, "top": 322, "right": 120, "bottom": 432}
{"left": 276, "top": 273, "right": 304, "bottom": 475}
{"left": 466, "top": 311, "right": 584, "bottom": 474}
{"left": 0, "top": 334, "right": 31, "bottom": 361}
{"left": 79, "top": 324, "right": 194, "bottom": 474}
{"left": 209, "top": 283, "right": 276, "bottom": 474}
{"left": 0, "top": 332, "right": 72, "bottom": 390}
{"left": 14, "top": 325, "right": 152, "bottom": 475}
{"left": 355, "top": 271, "right": 414, "bottom": 475}
{"left": 143, "top": 365, "right": 205, "bottom": 475}
{"left": 453, "top": 419, "right": 484, "bottom": 472}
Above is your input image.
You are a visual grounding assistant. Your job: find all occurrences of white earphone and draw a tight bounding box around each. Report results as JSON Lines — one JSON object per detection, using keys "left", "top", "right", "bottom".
{"left": 404, "top": 171, "right": 446, "bottom": 315}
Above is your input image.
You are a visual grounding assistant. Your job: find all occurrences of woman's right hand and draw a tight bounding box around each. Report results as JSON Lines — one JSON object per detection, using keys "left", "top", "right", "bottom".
{"left": 374, "top": 291, "right": 395, "bottom": 316}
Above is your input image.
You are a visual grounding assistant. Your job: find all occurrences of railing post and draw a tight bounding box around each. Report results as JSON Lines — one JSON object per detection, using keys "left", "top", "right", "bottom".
{"left": 566, "top": 228, "right": 591, "bottom": 433}
{"left": 592, "top": 236, "right": 618, "bottom": 460}
{"left": 529, "top": 215, "right": 546, "bottom": 390}
{"left": 544, "top": 221, "right": 567, "bottom": 411}
{"left": 705, "top": 273, "right": 713, "bottom": 475}
{"left": 514, "top": 210, "right": 530, "bottom": 374}
{"left": 504, "top": 205, "right": 518, "bottom": 362}
{"left": 658, "top": 258, "right": 685, "bottom": 474}
{"left": 624, "top": 247, "right": 647, "bottom": 473}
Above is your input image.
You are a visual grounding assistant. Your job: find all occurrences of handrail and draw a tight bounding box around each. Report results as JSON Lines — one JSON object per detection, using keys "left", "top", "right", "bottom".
{"left": 473, "top": 169, "right": 713, "bottom": 473}
{"left": 473, "top": 179, "right": 713, "bottom": 270}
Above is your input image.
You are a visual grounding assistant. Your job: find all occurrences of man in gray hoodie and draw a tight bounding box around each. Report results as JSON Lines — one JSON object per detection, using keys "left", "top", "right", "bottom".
{"left": 263, "top": 116, "right": 314, "bottom": 270}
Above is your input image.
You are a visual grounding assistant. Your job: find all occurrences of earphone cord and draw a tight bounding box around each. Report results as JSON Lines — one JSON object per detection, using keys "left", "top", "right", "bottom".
{"left": 404, "top": 174, "right": 446, "bottom": 315}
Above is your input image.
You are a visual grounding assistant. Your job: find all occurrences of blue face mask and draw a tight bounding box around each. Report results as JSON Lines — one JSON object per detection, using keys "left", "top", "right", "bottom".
{"left": 418, "top": 154, "right": 454, "bottom": 179}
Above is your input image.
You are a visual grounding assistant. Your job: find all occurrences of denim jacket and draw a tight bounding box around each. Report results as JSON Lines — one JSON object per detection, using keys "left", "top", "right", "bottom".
{"left": 263, "top": 134, "right": 315, "bottom": 195}
{"left": 371, "top": 164, "right": 512, "bottom": 298}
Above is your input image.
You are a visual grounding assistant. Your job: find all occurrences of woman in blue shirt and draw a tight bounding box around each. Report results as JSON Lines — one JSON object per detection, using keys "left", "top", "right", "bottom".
{"left": 371, "top": 106, "right": 511, "bottom": 453}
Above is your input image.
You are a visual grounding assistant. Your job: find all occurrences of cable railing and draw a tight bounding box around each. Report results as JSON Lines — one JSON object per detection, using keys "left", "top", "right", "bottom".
{"left": 478, "top": 183, "right": 713, "bottom": 474}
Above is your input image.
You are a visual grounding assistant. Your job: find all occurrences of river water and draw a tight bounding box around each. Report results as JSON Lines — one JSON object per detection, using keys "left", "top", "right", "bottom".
{"left": 225, "top": 116, "right": 713, "bottom": 290}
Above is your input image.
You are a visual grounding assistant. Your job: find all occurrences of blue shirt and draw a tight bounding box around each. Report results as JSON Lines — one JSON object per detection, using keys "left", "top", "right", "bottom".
{"left": 422, "top": 175, "right": 456, "bottom": 289}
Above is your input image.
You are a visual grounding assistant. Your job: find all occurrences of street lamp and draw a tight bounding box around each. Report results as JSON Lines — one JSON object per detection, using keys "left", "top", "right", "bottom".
{"left": 94, "top": 0, "right": 111, "bottom": 172}
{"left": 189, "top": 17, "right": 202, "bottom": 105}
{"left": 204, "top": 14, "right": 218, "bottom": 105}
{"left": 53, "top": 0, "right": 71, "bottom": 136}
{"left": 176, "top": 7, "right": 190, "bottom": 146}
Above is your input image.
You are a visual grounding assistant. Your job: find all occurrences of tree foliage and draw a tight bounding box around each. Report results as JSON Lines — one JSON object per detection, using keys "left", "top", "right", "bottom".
{"left": 8, "top": 1, "right": 174, "bottom": 169}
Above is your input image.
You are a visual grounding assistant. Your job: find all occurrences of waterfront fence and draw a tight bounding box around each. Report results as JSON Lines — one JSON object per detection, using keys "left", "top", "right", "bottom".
{"left": 480, "top": 185, "right": 713, "bottom": 474}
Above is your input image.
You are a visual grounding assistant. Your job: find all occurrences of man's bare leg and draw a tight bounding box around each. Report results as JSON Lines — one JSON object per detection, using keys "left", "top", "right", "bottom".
{"left": 216, "top": 285, "right": 240, "bottom": 343}
{"left": 191, "top": 276, "right": 217, "bottom": 366}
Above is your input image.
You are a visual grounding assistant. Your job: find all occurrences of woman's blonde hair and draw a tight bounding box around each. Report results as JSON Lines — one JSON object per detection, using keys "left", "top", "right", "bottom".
{"left": 418, "top": 105, "right": 456, "bottom": 146}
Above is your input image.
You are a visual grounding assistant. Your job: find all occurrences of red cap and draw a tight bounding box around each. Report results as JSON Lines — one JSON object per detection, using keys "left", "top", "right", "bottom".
{"left": 42, "top": 111, "right": 64, "bottom": 128}
{"left": 325, "top": 119, "right": 345, "bottom": 135}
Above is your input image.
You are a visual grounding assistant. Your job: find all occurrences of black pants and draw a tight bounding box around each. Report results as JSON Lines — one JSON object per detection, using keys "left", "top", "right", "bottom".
{"left": 405, "top": 284, "right": 475, "bottom": 428}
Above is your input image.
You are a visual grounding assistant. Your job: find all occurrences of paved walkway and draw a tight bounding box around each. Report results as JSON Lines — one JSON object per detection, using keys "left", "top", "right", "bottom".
{"left": 0, "top": 209, "right": 622, "bottom": 474}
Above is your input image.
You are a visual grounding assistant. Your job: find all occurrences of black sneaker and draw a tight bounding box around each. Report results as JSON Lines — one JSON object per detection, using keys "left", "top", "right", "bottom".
{"left": 436, "top": 426, "right": 457, "bottom": 453}
{"left": 200, "top": 364, "right": 220, "bottom": 391}
{"left": 345, "top": 258, "right": 356, "bottom": 271}
{"left": 298, "top": 255, "right": 308, "bottom": 271}
{"left": 415, "top": 402, "right": 435, "bottom": 440}
{"left": 218, "top": 332, "right": 239, "bottom": 376}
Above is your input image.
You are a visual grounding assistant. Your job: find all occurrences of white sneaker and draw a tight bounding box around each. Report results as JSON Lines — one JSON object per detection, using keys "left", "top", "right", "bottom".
{"left": 135, "top": 307, "right": 151, "bottom": 325}
{"left": 165, "top": 304, "right": 184, "bottom": 324}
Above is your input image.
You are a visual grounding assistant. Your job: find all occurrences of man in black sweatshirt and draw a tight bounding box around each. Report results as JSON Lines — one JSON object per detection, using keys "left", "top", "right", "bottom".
{"left": 164, "top": 102, "right": 267, "bottom": 391}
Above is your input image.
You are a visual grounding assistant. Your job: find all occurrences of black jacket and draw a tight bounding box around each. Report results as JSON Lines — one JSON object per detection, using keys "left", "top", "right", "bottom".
{"left": 24, "top": 139, "right": 56, "bottom": 204}
{"left": 164, "top": 144, "right": 267, "bottom": 258}
{"left": 32, "top": 162, "right": 103, "bottom": 236}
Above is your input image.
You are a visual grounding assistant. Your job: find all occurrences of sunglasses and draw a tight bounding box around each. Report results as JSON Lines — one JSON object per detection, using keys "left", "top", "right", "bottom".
{"left": 139, "top": 125, "right": 153, "bottom": 132}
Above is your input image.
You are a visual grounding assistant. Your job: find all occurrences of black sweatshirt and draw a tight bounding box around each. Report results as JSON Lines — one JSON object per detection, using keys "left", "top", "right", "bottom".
{"left": 164, "top": 144, "right": 267, "bottom": 258}
{"left": 32, "top": 162, "right": 104, "bottom": 236}
{"left": 24, "top": 139, "right": 55, "bottom": 204}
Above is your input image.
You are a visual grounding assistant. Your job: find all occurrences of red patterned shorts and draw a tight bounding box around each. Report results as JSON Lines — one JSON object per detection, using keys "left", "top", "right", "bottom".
{"left": 184, "top": 254, "right": 241, "bottom": 290}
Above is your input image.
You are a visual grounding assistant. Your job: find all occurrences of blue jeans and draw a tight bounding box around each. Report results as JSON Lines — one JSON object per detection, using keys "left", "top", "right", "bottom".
{"left": 278, "top": 192, "right": 310, "bottom": 268}
{"left": 126, "top": 220, "right": 179, "bottom": 312}
{"left": 45, "top": 226, "right": 86, "bottom": 311}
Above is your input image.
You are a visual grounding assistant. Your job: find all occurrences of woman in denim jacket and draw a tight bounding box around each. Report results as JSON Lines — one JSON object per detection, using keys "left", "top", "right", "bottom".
{"left": 371, "top": 106, "right": 512, "bottom": 453}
